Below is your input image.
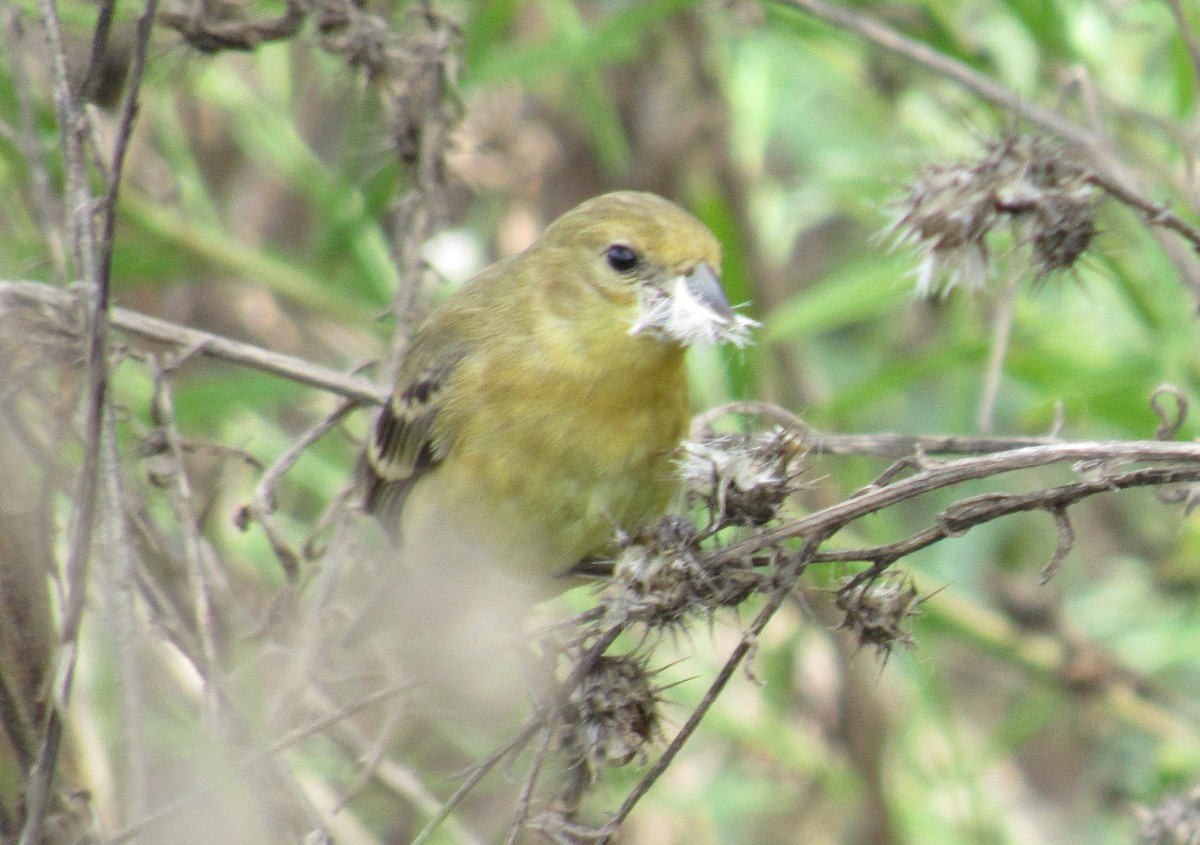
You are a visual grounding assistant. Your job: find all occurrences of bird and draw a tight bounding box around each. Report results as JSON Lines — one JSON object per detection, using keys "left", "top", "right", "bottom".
{"left": 357, "top": 191, "right": 754, "bottom": 596}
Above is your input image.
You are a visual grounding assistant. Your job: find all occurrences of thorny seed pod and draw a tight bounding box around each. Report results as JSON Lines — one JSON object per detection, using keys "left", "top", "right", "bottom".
{"left": 836, "top": 571, "right": 921, "bottom": 658}
{"left": 1029, "top": 193, "right": 1097, "bottom": 276}
{"left": 679, "top": 428, "right": 807, "bottom": 528}
{"left": 602, "top": 516, "right": 762, "bottom": 628}
{"left": 1137, "top": 786, "right": 1200, "bottom": 845}
{"left": 561, "top": 654, "right": 663, "bottom": 778}
{"left": 891, "top": 134, "right": 1098, "bottom": 295}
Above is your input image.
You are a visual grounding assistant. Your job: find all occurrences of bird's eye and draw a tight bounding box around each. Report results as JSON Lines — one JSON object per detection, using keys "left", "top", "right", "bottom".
{"left": 605, "top": 243, "right": 641, "bottom": 274}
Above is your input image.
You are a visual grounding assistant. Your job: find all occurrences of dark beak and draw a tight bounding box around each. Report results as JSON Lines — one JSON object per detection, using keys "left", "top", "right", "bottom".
{"left": 684, "top": 263, "right": 734, "bottom": 322}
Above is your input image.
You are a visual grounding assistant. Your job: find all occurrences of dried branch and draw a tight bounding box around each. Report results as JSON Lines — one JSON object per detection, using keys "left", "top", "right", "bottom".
{"left": 772, "top": 0, "right": 1098, "bottom": 148}
{"left": 108, "top": 677, "right": 421, "bottom": 845}
{"left": 1151, "top": 384, "right": 1189, "bottom": 441}
{"left": 17, "top": 0, "right": 163, "bottom": 833}
{"left": 811, "top": 464, "right": 1200, "bottom": 566}
{"left": 408, "top": 718, "right": 546, "bottom": 845}
{"left": 1041, "top": 506, "right": 1075, "bottom": 584}
{"left": 713, "top": 440, "right": 1200, "bottom": 566}
{"left": 158, "top": 0, "right": 305, "bottom": 52}
{"left": 1086, "top": 171, "right": 1200, "bottom": 254}
{"left": 17, "top": 0, "right": 105, "bottom": 834}
{"left": 773, "top": 0, "right": 1200, "bottom": 257}
{"left": 695, "top": 400, "right": 1064, "bottom": 457}
{"left": 0, "top": 281, "right": 388, "bottom": 406}
{"left": 236, "top": 400, "right": 360, "bottom": 582}
{"left": 149, "top": 358, "right": 223, "bottom": 716}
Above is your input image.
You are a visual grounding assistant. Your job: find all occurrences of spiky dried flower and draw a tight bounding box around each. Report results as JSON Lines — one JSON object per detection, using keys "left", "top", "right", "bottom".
{"left": 836, "top": 571, "right": 921, "bottom": 658}
{"left": 560, "top": 654, "right": 663, "bottom": 785}
{"left": 601, "top": 516, "right": 762, "bottom": 628}
{"left": 891, "top": 134, "right": 1098, "bottom": 295}
{"left": 680, "top": 428, "right": 807, "bottom": 528}
{"left": 1137, "top": 787, "right": 1200, "bottom": 845}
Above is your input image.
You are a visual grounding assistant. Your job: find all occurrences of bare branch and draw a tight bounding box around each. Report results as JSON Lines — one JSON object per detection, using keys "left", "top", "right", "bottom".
{"left": 774, "top": 0, "right": 1200, "bottom": 257}
{"left": 148, "top": 358, "right": 223, "bottom": 717}
{"left": 713, "top": 440, "right": 1200, "bottom": 566}
{"left": 811, "top": 465, "right": 1200, "bottom": 566}
{"left": 158, "top": 0, "right": 305, "bottom": 52}
{"left": 0, "top": 281, "right": 388, "bottom": 406}
{"left": 18, "top": 0, "right": 107, "bottom": 831}
{"left": 772, "top": 0, "right": 1100, "bottom": 149}
{"left": 696, "top": 401, "right": 1064, "bottom": 457}
{"left": 1087, "top": 171, "right": 1200, "bottom": 254}
{"left": 108, "top": 678, "right": 418, "bottom": 845}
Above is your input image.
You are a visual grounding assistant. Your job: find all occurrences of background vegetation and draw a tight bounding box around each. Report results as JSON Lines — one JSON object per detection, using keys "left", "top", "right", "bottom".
{"left": 2, "top": 0, "right": 1200, "bottom": 843}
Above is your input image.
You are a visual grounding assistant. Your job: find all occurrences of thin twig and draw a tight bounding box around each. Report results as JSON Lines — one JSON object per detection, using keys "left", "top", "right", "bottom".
{"left": 977, "top": 264, "right": 1023, "bottom": 432}
{"left": 1086, "top": 171, "right": 1200, "bottom": 254}
{"left": 94, "top": 0, "right": 160, "bottom": 291}
{"left": 504, "top": 721, "right": 555, "bottom": 845}
{"left": 695, "top": 401, "right": 1064, "bottom": 457}
{"left": 811, "top": 464, "right": 1200, "bottom": 565}
{"left": 1040, "top": 506, "right": 1075, "bottom": 584}
{"left": 593, "top": 536, "right": 827, "bottom": 841}
{"left": 80, "top": 0, "right": 117, "bottom": 103}
{"left": 773, "top": 0, "right": 1200, "bottom": 257}
{"left": 237, "top": 399, "right": 359, "bottom": 582}
{"left": 109, "top": 677, "right": 419, "bottom": 845}
{"left": 317, "top": 710, "right": 490, "bottom": 845}
{"left": 18, "top": 0, "right": 104, "bottom": 834}
{"left": 772, "top": 0, "right": 1099, "bottom": 149}
{"left": 408, "top": 718, "right": 546, "bottom": 845}
{"left": 0, "top": 281, "right": 388, "bottom": 405}
{"left": 98, "top": 407, "right": 148, "bottom": 828}
{"left": 150, "top": 358, "right": 223, "bottom": 719}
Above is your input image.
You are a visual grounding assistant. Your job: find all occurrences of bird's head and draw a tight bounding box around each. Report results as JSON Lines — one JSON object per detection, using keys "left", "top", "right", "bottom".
{"left": 534, "top": 192, "right": 756, "bottom": 348}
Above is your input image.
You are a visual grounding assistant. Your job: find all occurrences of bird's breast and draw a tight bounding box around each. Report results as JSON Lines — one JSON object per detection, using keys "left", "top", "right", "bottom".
{"left": 430, "top": 343, "right": 690, "bottom": 577}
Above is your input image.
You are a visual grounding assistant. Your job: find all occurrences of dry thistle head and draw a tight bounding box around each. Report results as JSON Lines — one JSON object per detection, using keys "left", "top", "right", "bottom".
{"left": 561, "top": 654, "right": 663, "bottom": 778}
{"left": 601, "top": 515, "right": 762, "bottom": 628}
{"left": 891, "top": 133, "right": 1098, "bottom": 295}
{"left": 679, "top": 427, "right": 807, "bottom": 528}
{"left": 1137, "top": 786, "right": 1200, "bottom": 845}
{"left": 836, "top": 570, "right": 921, "bottom": 658}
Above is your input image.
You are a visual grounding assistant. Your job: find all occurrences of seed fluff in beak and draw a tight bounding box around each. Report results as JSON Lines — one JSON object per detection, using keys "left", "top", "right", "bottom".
{"left": 628, "top": 263, "right": 758, "bottom": 347}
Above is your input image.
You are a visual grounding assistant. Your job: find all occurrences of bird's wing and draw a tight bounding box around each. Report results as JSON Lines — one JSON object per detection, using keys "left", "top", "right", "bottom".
{"left": 359, "top": 340, "right": 467, "bottom": 524}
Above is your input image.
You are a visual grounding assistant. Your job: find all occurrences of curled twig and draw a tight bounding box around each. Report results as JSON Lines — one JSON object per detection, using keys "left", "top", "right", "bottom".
{"left": 1150, "top": 384, "right": 1189, "bottom": 441}
{"left": 1040, "top": 506, "right": 1076, "bottom": 585}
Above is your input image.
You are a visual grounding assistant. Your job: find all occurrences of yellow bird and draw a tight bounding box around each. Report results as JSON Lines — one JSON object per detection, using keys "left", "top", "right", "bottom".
{"left": 358, "top": 191, "right": 753, "bottom": 590}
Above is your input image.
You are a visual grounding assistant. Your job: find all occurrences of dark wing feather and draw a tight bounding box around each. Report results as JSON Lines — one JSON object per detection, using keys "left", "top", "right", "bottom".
{"left": 359, "top": 351, "right": 464, "bottom": 523}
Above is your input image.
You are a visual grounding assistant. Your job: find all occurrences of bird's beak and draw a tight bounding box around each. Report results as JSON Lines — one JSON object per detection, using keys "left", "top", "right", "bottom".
{"left": 628, "top": 261, "right": 756, "bottom": 347}
{"left": 683, "top": 263, "right": 735, "bottom": 324}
